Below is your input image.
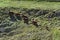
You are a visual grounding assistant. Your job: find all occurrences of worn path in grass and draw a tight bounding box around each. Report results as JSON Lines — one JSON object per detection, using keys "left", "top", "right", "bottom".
{"left": 0, "top": 1, "right": 60, "bottom": 10}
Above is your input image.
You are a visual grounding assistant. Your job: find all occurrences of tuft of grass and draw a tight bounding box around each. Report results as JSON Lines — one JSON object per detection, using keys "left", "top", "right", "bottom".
{"left": 53, "top": 28, "right": 60, "bottom": 40}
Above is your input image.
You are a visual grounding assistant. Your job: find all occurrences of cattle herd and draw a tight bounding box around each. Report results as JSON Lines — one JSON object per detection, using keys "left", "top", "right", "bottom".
{"left": 0, "top": 7, "right": 60, "bottom": 34}
{"left": 9, "top": 11, "right": 39, "bottom": 27}
{"left": 1, "top": 8, "right": 58, "bottom": 33}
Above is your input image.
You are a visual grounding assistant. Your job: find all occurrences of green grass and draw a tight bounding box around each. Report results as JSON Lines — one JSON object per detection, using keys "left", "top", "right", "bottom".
{"left": 0, "top": 1, "right": 60, "bottom": 40}
{"left": 52, "top": 28, "right": 60, "bottom": 40}
{"left": 0, "top": 1, "right": 60, "bottom": 10}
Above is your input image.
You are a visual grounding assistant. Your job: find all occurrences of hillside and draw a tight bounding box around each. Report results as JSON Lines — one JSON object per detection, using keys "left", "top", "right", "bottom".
{"left": 0, "top": 1, "right": 60, "bottom": 40}
{"left": 0, "top": 1, "right": 60, "bottom": 10}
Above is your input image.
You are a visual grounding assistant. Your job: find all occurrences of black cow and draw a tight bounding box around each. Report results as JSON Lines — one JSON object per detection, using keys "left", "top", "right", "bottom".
{"left": 9, "top": 12, "right": 16, "bottom": 21}
{"left": 15, "top": 14, "right": 22, "bottom": 20}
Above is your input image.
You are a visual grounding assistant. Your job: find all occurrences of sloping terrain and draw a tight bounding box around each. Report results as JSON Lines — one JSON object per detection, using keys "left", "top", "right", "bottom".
{"left": 0, "top": 0, "right": 60, "bottom": 40}
{"left": 0, "top": 1, "right": 60, "bottom": 10}
{"left": 0, "top": 7, "right": 60, "bottom": 40}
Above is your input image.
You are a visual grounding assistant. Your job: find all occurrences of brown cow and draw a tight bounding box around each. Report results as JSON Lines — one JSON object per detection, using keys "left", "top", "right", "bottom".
{"left": 22, "top": 14, "right": 29, "bottom": 24}
{"left": 32, "top": 18, "right": 38, "bottom": 27}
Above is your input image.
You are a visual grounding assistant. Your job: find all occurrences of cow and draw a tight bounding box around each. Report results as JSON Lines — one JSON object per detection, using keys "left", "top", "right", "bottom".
{"left": 31, "top": 18, "right": 38, "bottom": 27}
{"left": 9, "top": 12, "right": 16, "bottom": 21}
{"left": 15, "top": 13, "right": 22, "bottom": 20}
{"left": 22, "top": 14, "right": 29, "bottom": 24}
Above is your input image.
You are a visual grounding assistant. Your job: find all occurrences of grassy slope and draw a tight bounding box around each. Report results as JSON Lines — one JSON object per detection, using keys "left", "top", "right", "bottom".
{"left": 0, "top": 1, "right": 60, "bottom": 40}
{"left": 0, "top": 1, "right": 60, "bottom": 10}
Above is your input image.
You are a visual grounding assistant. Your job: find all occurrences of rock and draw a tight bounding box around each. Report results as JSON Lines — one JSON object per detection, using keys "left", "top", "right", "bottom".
{"left": 36, "top": 10, "right": 49, "bottom": 16}
{"left": 54, "top": 10, "right": 60, "bottom": 17}
{"left": 26, "top": 9, "right": 39, "bottom": 15}
{"left": 0, "top": 27, "right": 5, "bottom": 33}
